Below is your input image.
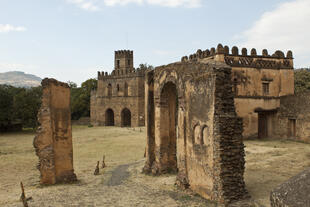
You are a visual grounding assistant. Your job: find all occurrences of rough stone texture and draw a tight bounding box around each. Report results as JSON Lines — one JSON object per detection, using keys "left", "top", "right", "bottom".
{"left": 143, "top": 61, "right": 248, "bottom": 205}
{"left": 183, "top": 44, "right": 295, "bottom": 139}
{"left": 271, "top": 92, "right": 310, "bottom": 143}
{"left": 33, "top": 78, "right": 77, "bottom": 184}
{"left": 270, "top": 167, "right": 310, "bottom": 207}
{"left": 91, "top": 50, "right": 146, "bottom": 127}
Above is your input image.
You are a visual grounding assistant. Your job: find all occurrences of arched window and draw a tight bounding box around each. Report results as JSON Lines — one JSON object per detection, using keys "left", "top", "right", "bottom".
{"left": 124, "top": 82, "right": 128, "bottom": 96}
{"left": 107, "top": 83, "right": 112, "bottom": 97}
{"left": 194, "top": 124, "right": 200, "bottom": 144}
{"left": 117, "top": 84, "right": 120, "bottom": 92}
{"left": 201, "top": 125, "right": 209, "bottom": 145}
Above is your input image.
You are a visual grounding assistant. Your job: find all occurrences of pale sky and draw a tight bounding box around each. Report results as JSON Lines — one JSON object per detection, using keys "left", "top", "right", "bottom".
{"left": 0, "top": 0, "right": 309, "bottom": 85}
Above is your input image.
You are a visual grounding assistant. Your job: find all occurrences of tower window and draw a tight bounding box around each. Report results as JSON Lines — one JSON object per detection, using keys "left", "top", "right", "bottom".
{"left": 117, "top": 84, "right": 120, "bottom": 91}
{"left": 124, "top": 82, "right": 128, "bottom": 96}
{"left": 262, "top": 82, "right": 269, "bottom": 95}
{"left": 116, "top": 60, "right": 120, "bottom": 68}
{"left": 127, "top": 59, "right": 130, "bottom": 66}
{"left": 107, "top": 83, "right": 112, "bottom": 97}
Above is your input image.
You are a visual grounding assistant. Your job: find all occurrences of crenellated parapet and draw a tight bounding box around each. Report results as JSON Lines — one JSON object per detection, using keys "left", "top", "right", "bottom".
{"left": 115, "top": 50, "right": 133, "bottom": 57}
{"left": 181, "top": 44, "right": 294, "bottom": 69}
{"left": 97, "top": 67, "right": 149, "bottom": 80}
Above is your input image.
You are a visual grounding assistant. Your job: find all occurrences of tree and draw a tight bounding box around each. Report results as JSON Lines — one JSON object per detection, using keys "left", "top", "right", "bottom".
{"left": 67, "top": 81, "right": 77, "bottom": 88}
{"left": 0, "top": 85, "right": 42, "bottom": 131}
{"left": 12, "top": 86, "right": 42, "bottom": 129}
{"left": 0, "top": 85, "right": 14, "bottom": 130}
{"left": 294, "top": 68, "right": 310, "bottom": 93}
{"left": 138, "top": 63, "right": 154, "bottom": 70}
{"left": 70, "top": 79, "right": 97, "bottom": 120}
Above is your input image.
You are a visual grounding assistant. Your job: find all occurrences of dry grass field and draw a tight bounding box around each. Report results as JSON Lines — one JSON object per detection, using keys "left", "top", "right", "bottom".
{"left": 0, "top": 126, "right": 310, "bottom": 207}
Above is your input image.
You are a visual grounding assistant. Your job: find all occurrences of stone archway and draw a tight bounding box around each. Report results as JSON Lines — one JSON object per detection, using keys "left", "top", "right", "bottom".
{"left": 105, "top": 108, "right": 114, "bottom": 126}
{"left": 121, "top": 108, "right": 131, "bottom": 127}
{"left": 159, "top": 81, "right": 178, "bottom": 173}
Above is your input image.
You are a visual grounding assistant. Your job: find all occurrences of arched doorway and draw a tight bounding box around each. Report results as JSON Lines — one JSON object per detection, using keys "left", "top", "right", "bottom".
{"left": 105, "top": 109, "right": 114, "bottom": 126}
{"left": 121, "top": 108, "right": 131, "bottom": 127}
{"left": 159, "top": 82, "right": 178, "bottom": 173}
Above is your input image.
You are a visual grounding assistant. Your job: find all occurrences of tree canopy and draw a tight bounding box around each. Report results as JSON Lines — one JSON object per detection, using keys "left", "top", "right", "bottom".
{"left": 294, "top": 68, "right": 310, "bottom": 93}
{"left": 0, "top": 78, "right": 97, "bottom": 131}
{"left": 0, "top": 85, "right": 42, "bottom": 131}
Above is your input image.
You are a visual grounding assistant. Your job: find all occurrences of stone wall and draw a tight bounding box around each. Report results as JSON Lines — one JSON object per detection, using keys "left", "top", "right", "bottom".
{"left": 90, "top": 50, "right": 146, "bottom": 127}
{"left": 143, "top": 61, "right": 248, "bottom": 205}
{"left": 91, "top": 74, "right": 145, "bottom": 127}
{"left": 270, "top": 167, "right": 310, "bottom": 207}
{"left": 33, "top": 78, "right": 77, "bottom": 184}
{"left": 183, "top": 44, "right": 294, "bottom": 138}
{"left": 272, "top": 93, "right": 310, "bottom": 143}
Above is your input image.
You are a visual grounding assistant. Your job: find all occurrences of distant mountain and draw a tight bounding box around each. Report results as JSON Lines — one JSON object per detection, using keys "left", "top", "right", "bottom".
{"left": 0, "top": 71, "right": 42, "bottom": 88}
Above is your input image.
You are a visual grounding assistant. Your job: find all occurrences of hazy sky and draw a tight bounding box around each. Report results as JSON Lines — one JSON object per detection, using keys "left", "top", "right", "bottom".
{"left": 0, "top": 0, "right": 309, "bottom": 85}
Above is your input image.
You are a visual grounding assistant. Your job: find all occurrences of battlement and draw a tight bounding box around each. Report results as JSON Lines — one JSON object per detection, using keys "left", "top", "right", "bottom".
{"left": 115, "top": 50, "right": 133, "bottom": 57}
{"left": 97, "top": 67, "right": 148, "bottom": 80}
{"left": 181, "top": 44, "right": 294, "bottom": 69}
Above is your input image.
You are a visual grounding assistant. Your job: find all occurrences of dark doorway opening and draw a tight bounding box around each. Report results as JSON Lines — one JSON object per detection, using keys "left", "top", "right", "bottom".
{"left": 121, "top": 108, "right": 131, "bottom": 127}
{"left": 258, "top": 113, "right": 268, "bottom": 138}
{"left": 105, "top": 109, "right": 114, "bottom": 126}
{"left": 287, "top": 119, "right": 296, "bottom": 138}
{"left": 159, "top": 82, "right": 178, "bottom": 173}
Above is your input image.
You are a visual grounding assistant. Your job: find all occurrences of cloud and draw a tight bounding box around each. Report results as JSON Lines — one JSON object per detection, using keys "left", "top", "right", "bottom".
{"left": 66, "top": 0, "right": 201, "bottom": 10}
{"left": 104, "top": 0, "right": 143, "bottom": 6}
{"left": 146, "top": 0, "right": 201, "bottom": 8}
{"left": 0, "top": 24, "right": 27, "bottom": 33}
{"left": 238, "top": 0, "right": 310, "bottom": 67}
{"left": 66, "top": 0, "right": 100, "bottom": 11}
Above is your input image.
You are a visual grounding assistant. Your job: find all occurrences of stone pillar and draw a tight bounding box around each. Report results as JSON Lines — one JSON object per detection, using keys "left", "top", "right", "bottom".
{"left": 33, "top": 78, "right": 77, "bottom": 184}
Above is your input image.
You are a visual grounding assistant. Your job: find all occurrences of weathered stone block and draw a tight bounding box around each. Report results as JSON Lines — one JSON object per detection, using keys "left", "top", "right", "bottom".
{"left": 270, "top": 167, "right": 310, "bottom": 207}
{"left": 33, "top": 78, "right": 77, "bottom": 184}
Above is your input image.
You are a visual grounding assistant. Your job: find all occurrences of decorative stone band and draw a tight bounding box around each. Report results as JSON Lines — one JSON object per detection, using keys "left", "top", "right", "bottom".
{"left": 181, "top": 44, "right": 294, "bottom": 69}
{"left": 224, "top": 56, "right": 292, "bottom": 69}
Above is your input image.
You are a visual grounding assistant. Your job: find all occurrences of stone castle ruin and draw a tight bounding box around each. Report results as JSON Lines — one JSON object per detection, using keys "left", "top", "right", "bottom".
{"left": 181, "top": 44, "right": 295, "bottom": 140}
{"left": 89, "top": 45, "right": 310, "bottom": 144}
{"left": 30, "top": 44, "right": 309, "bottom": 206}
{"left": 34, "top": 78, "right": 77, "bottom": 184}
{"left": 143, "top": 61, "right": 248, "bottom": 204}
{"left": 90, "top": 50, "right": 146, "bottom": 127}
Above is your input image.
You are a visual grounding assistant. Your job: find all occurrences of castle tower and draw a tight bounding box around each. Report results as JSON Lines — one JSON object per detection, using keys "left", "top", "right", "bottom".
{"left": 114, "top": 50, "right": 134, "bottom": 73}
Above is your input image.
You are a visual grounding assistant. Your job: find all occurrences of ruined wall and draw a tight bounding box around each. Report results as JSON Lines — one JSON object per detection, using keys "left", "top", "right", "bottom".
{"left": 33, "top": 78, "right": 77, "bottom": 184}
{"left": 230, "top": 68, "right": 294, "bottom": 97}
{"left": 143, "top": 61, "right": 247, "bottom": 204}
{"left": 183, "top": 44, "right": 294, "bottom": 138}
{"left": 234, "top": 98, "right": 280, "bottom": 138}
{"left": 272, "top": 93, "right": 310, "bottom": 143}
{"left": 91, "top": 70, "right": 146, "bottom": 127}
